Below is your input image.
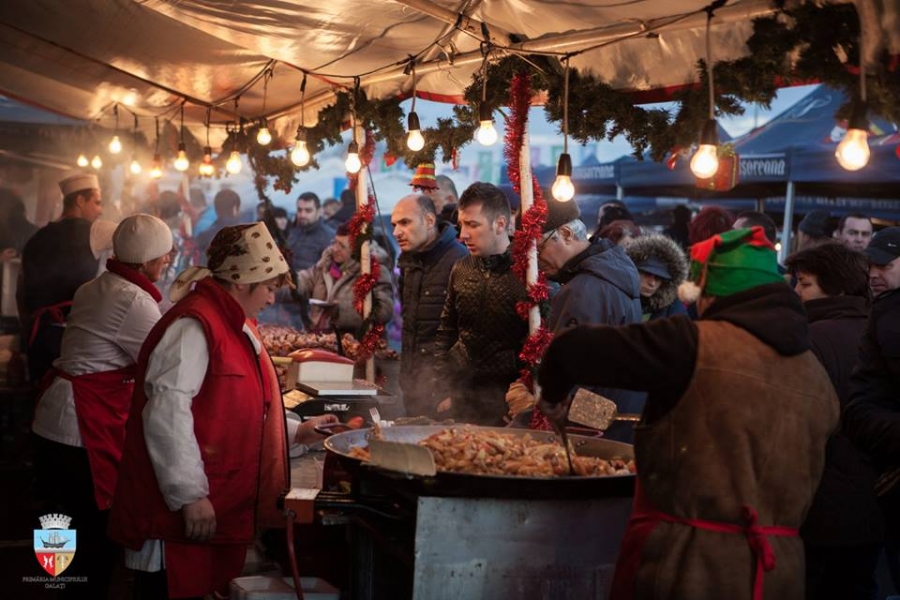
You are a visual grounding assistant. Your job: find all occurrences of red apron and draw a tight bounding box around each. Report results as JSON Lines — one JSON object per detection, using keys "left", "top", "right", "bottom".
{"left": 60, "top": 365, "right": 136, "bottom": 510}
{"left": 29, "top": 300, "right": 73, "bottom": 346}
{"left": 610, "top": 481, "right": 798, "bottom": 600}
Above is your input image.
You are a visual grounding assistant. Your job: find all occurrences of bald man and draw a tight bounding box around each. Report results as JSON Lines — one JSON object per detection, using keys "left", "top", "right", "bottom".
{"left": 391, "top": 194, "right": 467, "bottom": 417}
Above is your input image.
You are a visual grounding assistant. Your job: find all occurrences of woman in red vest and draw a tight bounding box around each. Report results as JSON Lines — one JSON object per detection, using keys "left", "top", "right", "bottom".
{"left": 109, "top": 222, "right": 329, "bottom": 599}
{"left": 32, "top": 214, "right": 173, "bottom": 599}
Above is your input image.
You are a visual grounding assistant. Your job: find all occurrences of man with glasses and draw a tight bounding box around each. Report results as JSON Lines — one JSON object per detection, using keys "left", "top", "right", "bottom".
{"left": 506, "top": 197, "right": 643, "bottom": 437}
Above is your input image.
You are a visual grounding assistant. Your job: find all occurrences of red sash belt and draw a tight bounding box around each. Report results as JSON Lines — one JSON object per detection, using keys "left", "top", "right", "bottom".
{"left": 29, "top": 301, "right": 73, "bottom": 346}
{"left": 632, "top": 504, "right": 798, "bottom": 600}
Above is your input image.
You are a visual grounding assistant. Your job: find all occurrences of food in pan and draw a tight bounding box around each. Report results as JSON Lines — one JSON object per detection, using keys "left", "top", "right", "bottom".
{"left": 347, "top": 427, "right": 635, "bottom": 478}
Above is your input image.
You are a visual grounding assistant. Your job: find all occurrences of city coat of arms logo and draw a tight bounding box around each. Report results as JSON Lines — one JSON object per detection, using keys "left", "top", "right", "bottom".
{"left": 33, "top": 513, "right": 76, "bottom": 577}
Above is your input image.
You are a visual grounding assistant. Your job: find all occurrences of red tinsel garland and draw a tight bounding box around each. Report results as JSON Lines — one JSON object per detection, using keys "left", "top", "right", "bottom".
{"left": 503, "top": 72, "right": 554, "bottom": 431}
{"left": 352, "top": 259, "right": 381, "bottom": 315}
{"left": 346, "top": 202, "right": 376, "bottom": 251}
{"left": 345, "top": 172, "right": 383, "bottom": 364}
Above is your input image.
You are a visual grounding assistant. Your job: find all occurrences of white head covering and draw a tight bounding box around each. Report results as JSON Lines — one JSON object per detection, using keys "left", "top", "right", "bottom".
{"left": 59, "top": 173, "right": 99, "bottom": 196}
{"left": 113, "top": 214, "right": 174, "bottom": 264}
{"left": 169, "top": 222, "right": 290, "bottom": 302}
{"left": 89, "top": 220, "right": 118, "bottom": 259}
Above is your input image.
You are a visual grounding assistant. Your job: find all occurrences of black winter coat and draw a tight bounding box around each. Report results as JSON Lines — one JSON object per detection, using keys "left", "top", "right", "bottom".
{"left": 287, "top": 218, "right": 335, "bottom": 271}
{"left": 397, "top": 223, "right": 467, "bottom": 416}
{"left": 435, "top": 249, "right": 528, "bottom": 425}
{"left": 800, "top": 295, "right": 883, "bottom": 546}
{"left": 844, "top": 288, "right": 900, "bottom": 535}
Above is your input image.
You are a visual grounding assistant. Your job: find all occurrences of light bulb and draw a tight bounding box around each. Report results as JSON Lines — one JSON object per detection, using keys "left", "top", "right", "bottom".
{"left": 835, "top": 128, "right": 870, "bottom": 171}
{"left": 226, "top": 151, "right": 242, "bottom": 174}
{"left": 129, "top": 156, "right": 142, "bottom": 175}
{"left": 108, "top": 135, "right": 122, "bottom": 155}
{"left": 90, "top": 155, "right": 103, "bottom": 170}
{"left": 76, "top": 154, "right": 89, "bottom": 167}
{"left": 174, "top": 142, "right": 189, "bottom": 172}
{"left": 197, "top": 147, "right": 215, "bottom": 177}
{"left": 290, "top": 141, "right": 310, "bottom": 167}
{"left": 149, "top": 153, "right": 163, "bottom": 179}
{"left": 256, "top": 125, "right": 272, "bottom": 146}
{"left": 552, "top": 153, "right": 575, "bottom": 202}
{"left": 690, "top": 144, "right": 719, "bottom": 179}
{"left": 345, "top": 149, "right": 362, "bottom": 174}
{"left": 406, "top": 111, "right": 424, "bottom": 151}
{"left": 476, "top": 120, "right": 498, "bottom": 146}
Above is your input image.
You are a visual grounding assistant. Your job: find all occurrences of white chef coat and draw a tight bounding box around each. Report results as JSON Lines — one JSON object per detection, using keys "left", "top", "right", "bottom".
{"left": 32, "top": 270, "right": 161, "bottom": 447}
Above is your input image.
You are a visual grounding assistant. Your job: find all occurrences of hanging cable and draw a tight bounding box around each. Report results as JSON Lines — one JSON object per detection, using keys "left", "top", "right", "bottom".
{"left": 291, "top": 73, "right": 311, "bottom": 167}
{"left": 406, "top": 59, "right": 425, "bottom": 151}
{"left": 835, "top": 12, "right": 871, "bottom": 170}
{"left": 552, "top": 56, "right": 575, "bottom": 201}
{"left": 689, "top": 6, "right": 721, "bottom": 179}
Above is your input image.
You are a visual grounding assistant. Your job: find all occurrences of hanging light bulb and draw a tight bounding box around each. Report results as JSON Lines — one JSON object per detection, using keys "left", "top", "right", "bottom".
{"left": 291, "top": 130, "right": 310, "bottom": 167}
{"left": 552, "top": 57, "right": 575, "bottom": 202}
{"left": 406, "top": 111, "right": 425, "bottom": 151}
{"left": 198, "top": 147, "right": 215, "bottom": 177}
{"left": 256, "top": 120, "right": 272, "bottom": 146}
{"left": 91, "top": 155, "right": 103, "bottom": 170}
{"left": 690, "top": 10, "right": 721, "bottom": 179}
{"left": 76, "top": 153, "right": 89, "bottom": 168}
{"left": 174, "top": 142, "right": 189, "bottom": 172}
{"left": 149, "top": 153, "right": 163, "bottom": 179}
{"left": 345, "top": 140, "right": 362, "bottom": 174}
{"left": 129, "top": 155, "right": 142, "bottom": 175}
{"left": 690, "top": 119, "right": 720, "bottom": 179}
{"left": 108, "top": 135, "right": 122, "bottom": 155}
{"left": 127, "top": 115, "right": 141, "bottom": 175}
{"left": 476, "top": 103, "right": 498, "bottom": 146}
{"left": 226, "top": 151, "right": 242, "bottom": 174}
{"left": 835, "top": 28, "right": 871, "bottom": 172}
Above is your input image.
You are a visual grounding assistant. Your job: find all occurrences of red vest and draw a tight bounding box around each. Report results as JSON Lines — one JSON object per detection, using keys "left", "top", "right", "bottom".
{"left": 108, "top": 277, "right": 286, "bottom": 550}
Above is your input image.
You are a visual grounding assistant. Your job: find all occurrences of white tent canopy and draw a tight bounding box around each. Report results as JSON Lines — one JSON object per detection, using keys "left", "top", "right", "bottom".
{"left": 0, "top": 0, "right": 897, "bottom": 147}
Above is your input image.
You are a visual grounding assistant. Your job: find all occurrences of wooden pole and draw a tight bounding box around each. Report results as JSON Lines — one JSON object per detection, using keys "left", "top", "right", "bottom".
{"left": 519, "top": 122, "right": 539, "bottom": 336}
{"left": 355, "top": 125, "right": 375, "bottom": 383}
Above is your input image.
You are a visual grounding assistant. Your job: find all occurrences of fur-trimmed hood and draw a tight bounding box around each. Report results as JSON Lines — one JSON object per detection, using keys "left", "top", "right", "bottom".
{"left": 626, "top": 234, "right": 689, "bottom": 314}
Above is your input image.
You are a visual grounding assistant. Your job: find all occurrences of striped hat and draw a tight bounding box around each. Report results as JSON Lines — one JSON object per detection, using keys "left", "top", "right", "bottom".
{"left": 410, "top": 162, "right": 438, "bottom": 191}
{"left": 678, "top": 227, "right": 783, "bottom": 302}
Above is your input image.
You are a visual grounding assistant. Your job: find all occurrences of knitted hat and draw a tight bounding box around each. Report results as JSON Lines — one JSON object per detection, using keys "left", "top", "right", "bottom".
{"left": 169, "top": 222, "right": 291, "bottom": 302}
{"left": 798, "top": 209, "right": 830, "bottom": 238}
{"left": 113, "top": 215, "right": 173, "bottom": 264}
{"left": 59, "top": 173, "right": 99, "bottom": 196}
{"left": 678, "top": 226, "right": 783, "bottom": 302}
{"left": 410, "top": 163, "right": 438, "bottom": 191}
{"left": 542, "top": 196, "right": 581, "bottom": 233}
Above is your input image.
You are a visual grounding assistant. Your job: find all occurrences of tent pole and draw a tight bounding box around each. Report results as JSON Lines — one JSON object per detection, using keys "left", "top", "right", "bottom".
{"left": 519, "top": 121, "right": 539, "bottom": 338}
{"left": 356, "top": 123, "right": 375, "bottom": 383}
{"left": 616, "top": 184, "right": 623, "bottom": 201}
{"left": 780, "top": 180, "right": 796, "bottom": 264}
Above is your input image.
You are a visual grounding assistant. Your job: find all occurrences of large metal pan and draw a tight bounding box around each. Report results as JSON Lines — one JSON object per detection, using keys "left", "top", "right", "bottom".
{"left": 324, "top": 425, "right": 635, "bottom": 499}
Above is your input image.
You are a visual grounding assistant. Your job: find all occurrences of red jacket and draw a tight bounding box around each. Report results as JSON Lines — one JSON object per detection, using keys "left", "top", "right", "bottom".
{"left": 109, "top": 277, "right": 285, "bottom": 549}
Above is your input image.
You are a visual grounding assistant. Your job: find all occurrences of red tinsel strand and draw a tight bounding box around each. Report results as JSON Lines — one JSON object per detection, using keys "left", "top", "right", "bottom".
{"left": 530, "top": 410, "right": 553, "bottom": 431}
{"left": 346, "top": 201, "right": 376, "bottom": 251}
{"left": 356, "top": 323, "right": 385, "bottom": 363}
{"left": 352, "top": 259, "right": 381, "bottom": 315}
{"left": 361, "top": 130, "right": 376, "bottom": 167}
{"left": 503, "top": 72, "right": 532, "bottom": 196}
{"left": 519, "top": 326, "right": 554, "bottom": 366}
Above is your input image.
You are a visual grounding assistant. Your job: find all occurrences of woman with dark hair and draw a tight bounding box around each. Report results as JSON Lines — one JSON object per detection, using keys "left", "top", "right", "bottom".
{"left": 687, "top": 206, "right": 734, "bottom": 246}
{"left": 785, "top": 242, "right": 883, "bottom": 600}
{"left": 598, "top": 219, "right": 641, "bottom": 246}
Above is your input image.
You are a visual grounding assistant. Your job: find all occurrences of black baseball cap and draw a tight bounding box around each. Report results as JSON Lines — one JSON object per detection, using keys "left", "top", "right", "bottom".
{"left": 864, "top": 227, "right": 900, "bottom": 266}
{"left": 636, "top": 256, "right": 672, "bottom": 280}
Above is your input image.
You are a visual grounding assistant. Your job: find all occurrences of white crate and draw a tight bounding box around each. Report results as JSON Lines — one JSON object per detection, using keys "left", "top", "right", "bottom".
{"left": 230, "top": 575, "right": 339, "bottom": 600}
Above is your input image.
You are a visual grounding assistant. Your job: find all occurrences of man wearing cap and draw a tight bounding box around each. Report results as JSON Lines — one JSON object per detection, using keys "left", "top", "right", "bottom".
{"left": 31, "top": 214, "right": 172, "bottom": 599}
{"left": 434, "top": 182, "right": 528, "bottom": 425}
{"left": 19, "top": 173, "right": 105, "bottom": 382}
{"left": 391, "top": 194, "right": 467, "bottom": 418}
{"left": 796, "top": 209, "right": 832, "bottom": 251}
{"left": 506, "top": 197, "right": 643, "bottom": 436}
{"left": 108, "top": 223, "right": 329, "bottom": 599}
{"left": 863, "top": 226, "right": 900, "bottom": 297}
{"left": 537, "top": 227, "right": 838, "bottom": 600}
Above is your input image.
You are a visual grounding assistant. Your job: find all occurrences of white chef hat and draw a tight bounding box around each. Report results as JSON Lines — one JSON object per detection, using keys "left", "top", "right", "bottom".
{"left": 113, "top": 214, "right": 174, "bottom": 264}
{"left": 59, "top": 173, "right": 99, "bottom": 197}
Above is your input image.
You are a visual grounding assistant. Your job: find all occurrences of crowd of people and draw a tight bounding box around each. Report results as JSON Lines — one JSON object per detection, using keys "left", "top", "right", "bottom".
{"left": 7, "top": 165, "right": 900, "bottom": 599}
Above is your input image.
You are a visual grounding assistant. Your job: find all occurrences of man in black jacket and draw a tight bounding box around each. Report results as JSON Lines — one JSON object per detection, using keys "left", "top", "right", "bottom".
{"left": 435, "top": 182, "right": 528, "bottom": 425}
{"left": 392, "top": 194, "right": 467, "bottom": 418}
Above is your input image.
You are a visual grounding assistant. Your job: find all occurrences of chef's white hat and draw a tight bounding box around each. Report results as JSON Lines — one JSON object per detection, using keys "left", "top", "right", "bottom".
{"left": 113, "top": 214, "right": 173, "bottom": 264}
{"left": 58, "top": 173, "right": 100, "bottom": 197}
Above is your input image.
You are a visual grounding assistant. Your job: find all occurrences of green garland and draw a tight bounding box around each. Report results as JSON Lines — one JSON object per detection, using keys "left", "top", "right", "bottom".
{"left": 234, "top": 2, "right": 897, "bottom": 193}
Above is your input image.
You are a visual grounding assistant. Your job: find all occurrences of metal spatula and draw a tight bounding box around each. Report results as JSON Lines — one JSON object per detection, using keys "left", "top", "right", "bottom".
{"left": 568, "top": 388, "right": 641, "bottom": 431}
{"left": 536, "top": 389, "right": 576, "bottom": 475}
{"left": 368, "top": 440, "right": 437, "bottom": 476}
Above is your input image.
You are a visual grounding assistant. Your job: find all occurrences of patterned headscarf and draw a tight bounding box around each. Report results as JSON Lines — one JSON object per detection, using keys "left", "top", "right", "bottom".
{"left": 170, "top": 222, "right": 291, "bottom": 302}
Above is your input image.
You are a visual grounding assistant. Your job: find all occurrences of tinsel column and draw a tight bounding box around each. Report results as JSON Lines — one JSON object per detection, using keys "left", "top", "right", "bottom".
{"left": 355, "top": 121, "right": 375, "bottom": 383}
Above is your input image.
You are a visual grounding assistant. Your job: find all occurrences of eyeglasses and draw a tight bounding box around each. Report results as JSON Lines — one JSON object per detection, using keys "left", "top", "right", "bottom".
{"left": 537, "top": 228, "right": 558, "bottom": 253}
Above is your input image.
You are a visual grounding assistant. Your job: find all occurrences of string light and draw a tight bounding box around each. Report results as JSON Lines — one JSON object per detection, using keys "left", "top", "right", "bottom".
{"left": 76, "top": 153, "right": 89, "bottom": 168}
{"left": 199, "top": 108, "right": 216, "bottom": 177}
{"left": 128, "top": 114, "right": 141, "bottom": 175}
{"left": 475, "top": 49, "right": 498, "bottom": 146}
{"left": 226, "top": 98, "right": 243, "bottom": 174}
{"left": 256, "top": 67, "right": 273, "bottom": 146}
{"left": 406, "top": 61, "right": 425, "bottom": 151}
{"left": 108, "top": 104, "right": 122, "bottom": 155}
{"left": 149, "top": 117, "right": 163, "bottom": 179}
{"left": 836, "top": 24, "right": 870, "bottom": 171}
{"left": 226, "top": 151, "right": 243, "bottom": 174}
{"left": 91, "top": 155, "right": 103, "bottom": 170}
{"left": 690, "top": 7, "right": 720, "bottom": 179}
{"left": 174, "top": 102, "right": 189, "bottom": 172}
{"left": 346, "top": 80, "right": 362, "bottom": 174}
{"left": 291, "top": 74, "right": 311, "bottom": 167}
{"left": 552, "top": 56, "right": 575, "bottom": 202}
